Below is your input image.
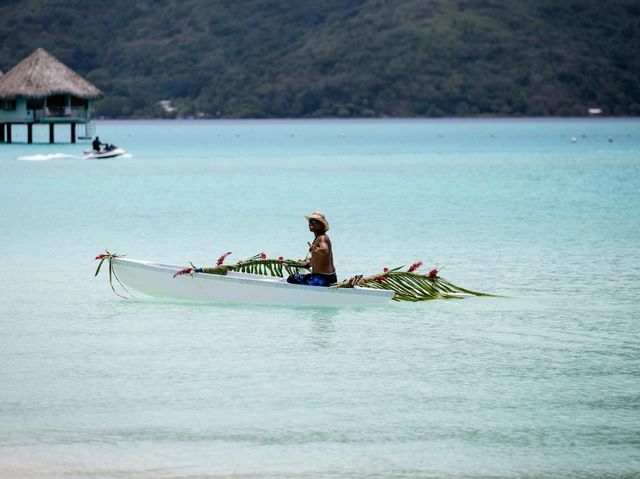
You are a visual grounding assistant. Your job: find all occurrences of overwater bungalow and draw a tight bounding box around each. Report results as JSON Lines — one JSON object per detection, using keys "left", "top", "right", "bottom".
{"left": 0, "top": 48, "right": 103, "bottom": 144}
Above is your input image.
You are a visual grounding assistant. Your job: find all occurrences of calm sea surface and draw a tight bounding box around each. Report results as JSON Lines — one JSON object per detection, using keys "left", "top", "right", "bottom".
{"left": 0, "top": 119, "right": 639, "bottom": 478}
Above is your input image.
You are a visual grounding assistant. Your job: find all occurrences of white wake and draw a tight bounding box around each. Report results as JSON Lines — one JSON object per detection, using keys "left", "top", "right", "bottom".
{"left": 17, "top": 153, "right": 79, "bottom": 161}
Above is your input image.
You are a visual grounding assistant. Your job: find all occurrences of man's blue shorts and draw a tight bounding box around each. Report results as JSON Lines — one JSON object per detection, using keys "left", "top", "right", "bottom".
{"left": 286, "top": 273, "right": 338, "bottom": 287}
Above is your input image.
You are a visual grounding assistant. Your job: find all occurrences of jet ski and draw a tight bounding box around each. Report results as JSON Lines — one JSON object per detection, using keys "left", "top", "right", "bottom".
{"left": 83, "top": 144, "right": 126, "bottom": 160}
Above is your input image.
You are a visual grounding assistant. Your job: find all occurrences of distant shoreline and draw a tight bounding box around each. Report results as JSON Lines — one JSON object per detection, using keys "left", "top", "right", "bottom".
{"left": 92, "top": 116, "right": 640, "bottom": 123}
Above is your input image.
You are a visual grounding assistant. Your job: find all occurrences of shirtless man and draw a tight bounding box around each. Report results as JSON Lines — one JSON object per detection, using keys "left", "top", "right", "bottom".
{"left": 287, "top": 211, "right": 337, "bottom": 286}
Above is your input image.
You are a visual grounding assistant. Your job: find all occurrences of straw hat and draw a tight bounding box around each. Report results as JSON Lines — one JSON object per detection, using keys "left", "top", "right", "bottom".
{"left": 305, "top": 211, "right": 329, "bottom": 231}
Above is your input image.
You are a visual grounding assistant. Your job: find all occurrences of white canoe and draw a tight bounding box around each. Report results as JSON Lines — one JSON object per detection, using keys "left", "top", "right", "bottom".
{"left": 83, "top": 147, "right": 126, "bottom": 160}
{"left": 112, "top": 257, "right": 394, "bottom": 306}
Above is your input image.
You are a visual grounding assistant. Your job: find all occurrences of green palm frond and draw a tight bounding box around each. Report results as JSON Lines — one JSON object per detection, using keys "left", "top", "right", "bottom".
{"left": 332, "top": 269, "right": 494, "bottom": 302}
{"left": 93, "top": 251, "right": 134, "bottom": 299}
{"left": 201, "top": 255, "right": 309, "bottom": 277}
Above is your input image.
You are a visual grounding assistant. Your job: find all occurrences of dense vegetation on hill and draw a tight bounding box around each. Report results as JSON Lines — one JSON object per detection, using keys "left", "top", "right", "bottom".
{"left": 0, "top": 0, "right": 638, "bottom": 118}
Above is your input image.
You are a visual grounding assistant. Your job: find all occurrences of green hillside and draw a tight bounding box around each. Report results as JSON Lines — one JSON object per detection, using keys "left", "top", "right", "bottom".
{"left": 1, "top": 0, "right": 638, "bottom": 118}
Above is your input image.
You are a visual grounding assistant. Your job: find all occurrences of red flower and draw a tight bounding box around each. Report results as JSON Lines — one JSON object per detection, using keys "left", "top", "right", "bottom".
{"left": 260, "top": 252, "right": 267, "bottom": 259}
{"left": 216, "top": 251, "right": 232, "bottom": 266}
{"left": 94, "top": 253, "right": 108, "bottom": 260}
{"left": 428, "top": 268, "right": 438, "bottom": 278}
{"left": 278, "top": 256, "right": 284, "bottom": 261}
{"left": 408, "top": 261, "right": 422, "bottom": 273}
{"left": 383, "top": 267, "right": 389, "bottom": 272}
{"left": 173, "top": 267, "right": 193, "bottom": 278}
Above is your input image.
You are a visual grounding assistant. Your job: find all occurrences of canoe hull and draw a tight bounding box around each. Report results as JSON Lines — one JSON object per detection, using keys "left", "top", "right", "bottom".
{"left": 112, "top": 258, "right": 393, "bottom": 306}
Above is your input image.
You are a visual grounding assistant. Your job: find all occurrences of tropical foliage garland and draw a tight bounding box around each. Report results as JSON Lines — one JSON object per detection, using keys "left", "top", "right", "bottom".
{"left": 173, "top": 252, "right": 310, "bottom": 278}
{"left": 331, "top": 263, "right": 493, "bottom": 301}
{"left": 94, "top": 251, "right": 134, "bottom": 299}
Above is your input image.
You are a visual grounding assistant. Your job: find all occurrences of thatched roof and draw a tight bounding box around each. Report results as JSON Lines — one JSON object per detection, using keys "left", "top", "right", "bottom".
{"left": 0, "top": 48, "right": 103, "bottom": 100}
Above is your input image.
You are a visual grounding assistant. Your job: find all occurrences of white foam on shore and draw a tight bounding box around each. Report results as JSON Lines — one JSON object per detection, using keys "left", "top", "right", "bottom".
{"left": 17, "top": 153, "right": 78, "bottom": 161}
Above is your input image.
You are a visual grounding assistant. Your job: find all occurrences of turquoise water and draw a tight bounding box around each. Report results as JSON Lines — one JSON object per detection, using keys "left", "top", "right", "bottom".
{"left": 1, "top": 119, "right": 639, "bottom": 478}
